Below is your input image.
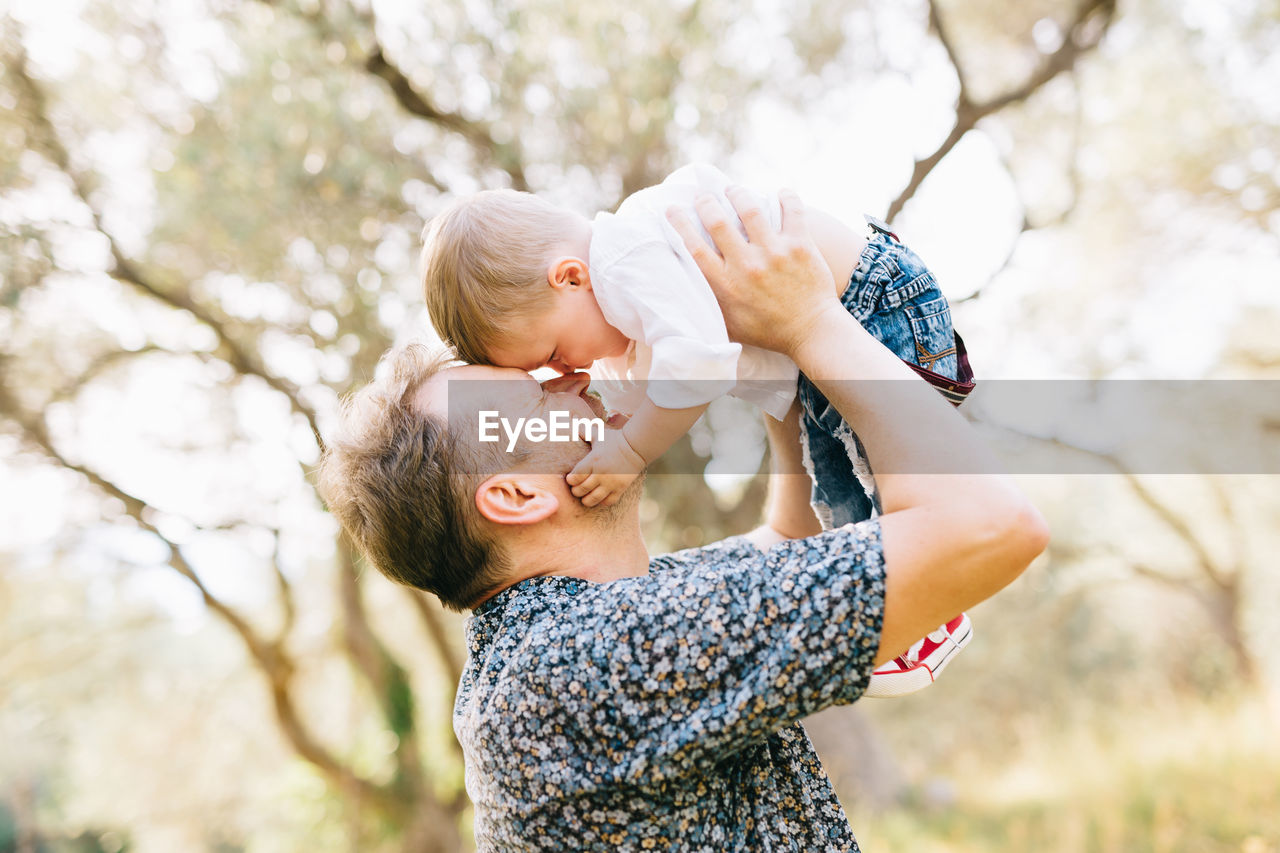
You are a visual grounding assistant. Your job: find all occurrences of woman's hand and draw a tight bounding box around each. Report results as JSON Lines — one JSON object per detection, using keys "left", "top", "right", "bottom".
{"left": 666, "top": 187, "right": 845, "bottom": 358}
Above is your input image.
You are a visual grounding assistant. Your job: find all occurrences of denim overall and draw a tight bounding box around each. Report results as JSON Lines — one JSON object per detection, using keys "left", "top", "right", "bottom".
{"left": 796, "top": 216, "right": 975, "bottom": 529}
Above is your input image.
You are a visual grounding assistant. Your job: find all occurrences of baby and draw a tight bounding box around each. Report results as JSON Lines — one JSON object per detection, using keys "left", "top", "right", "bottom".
{"left": 423, "top": 164, "right": 975, "bottom": 696}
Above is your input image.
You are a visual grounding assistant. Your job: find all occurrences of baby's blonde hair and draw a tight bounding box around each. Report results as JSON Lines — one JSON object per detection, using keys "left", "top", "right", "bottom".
{"left": 422, "top": 189, "right": 581, "bottom": 365}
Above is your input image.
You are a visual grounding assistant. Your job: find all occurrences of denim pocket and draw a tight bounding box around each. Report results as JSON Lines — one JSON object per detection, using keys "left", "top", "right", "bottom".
{"left": 906, "top": 297, "right": 958, "bottom": 378}
{"left": 880, "top": 269, "right": 938, "bottom": 309}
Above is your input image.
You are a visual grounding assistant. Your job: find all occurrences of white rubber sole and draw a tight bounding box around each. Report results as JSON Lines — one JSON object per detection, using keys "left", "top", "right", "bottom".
{"left": 863, "top": 615, "right": 973, "bottom": 699}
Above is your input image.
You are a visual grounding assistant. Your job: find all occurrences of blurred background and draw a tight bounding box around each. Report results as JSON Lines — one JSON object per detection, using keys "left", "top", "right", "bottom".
{"left": 1, "top": 0, "right": 1278, "bottom": 850}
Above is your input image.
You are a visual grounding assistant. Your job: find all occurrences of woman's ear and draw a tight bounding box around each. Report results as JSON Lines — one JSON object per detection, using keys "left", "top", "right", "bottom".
{"left": 547, "top": 256, "right": 591, "bottom": 291}
{"left": 475, "top": 474, "right": 560, "bottom": 525}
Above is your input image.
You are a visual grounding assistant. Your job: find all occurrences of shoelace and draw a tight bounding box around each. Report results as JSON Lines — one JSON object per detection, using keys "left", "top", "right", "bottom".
{"left": 899, "top": 625, "right": 952, "bottom": 665}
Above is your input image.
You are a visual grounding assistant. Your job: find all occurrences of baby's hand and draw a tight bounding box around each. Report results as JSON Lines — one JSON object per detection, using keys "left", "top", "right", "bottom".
{"left": 566, "top": 430, "right": 646, "bottom": 508}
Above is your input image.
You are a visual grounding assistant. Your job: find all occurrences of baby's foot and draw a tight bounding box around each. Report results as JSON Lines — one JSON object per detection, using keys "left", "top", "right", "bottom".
{"left": 864, "top": 613, "right": 972, "bottom": 698}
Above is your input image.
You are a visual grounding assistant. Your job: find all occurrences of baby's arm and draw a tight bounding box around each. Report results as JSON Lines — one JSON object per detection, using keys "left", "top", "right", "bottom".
{"left": 744, "top": 401, "right": 824, "bottom": 550}
{"left": 567, "top": 400, "right": 708, "bottom": 508}
{"left": 806, "top": 205, "right": 865, "bottom": 298}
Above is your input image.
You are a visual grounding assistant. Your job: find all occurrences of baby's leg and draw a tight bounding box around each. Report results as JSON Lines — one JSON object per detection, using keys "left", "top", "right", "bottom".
{"left": 799, "top": 216, "right": 973, "bottom": 525}
{"left": 796, "top": 376, "right": 878, "bottom": 528}
{"left": 793, "top": 379, "right": 875, "bottom": 525}
{"left": 845, "top": 216, "right": 973, "bottom": 398}
{"left": 798, "top": 217, "right": 975, "bottom": 697}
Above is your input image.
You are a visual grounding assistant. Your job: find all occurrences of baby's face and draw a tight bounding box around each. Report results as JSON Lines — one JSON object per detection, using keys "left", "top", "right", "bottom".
{"left": 487, "top": 287, "right": 630, "bottom": 375}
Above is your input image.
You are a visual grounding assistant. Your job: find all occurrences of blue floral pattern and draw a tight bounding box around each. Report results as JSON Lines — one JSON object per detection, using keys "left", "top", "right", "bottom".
{"left": 454, "top": 521, "right": 885, "bottom": 851}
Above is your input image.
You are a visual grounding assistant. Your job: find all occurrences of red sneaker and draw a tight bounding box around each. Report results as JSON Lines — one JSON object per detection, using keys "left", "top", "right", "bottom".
{"left": 864, "top": 613, "right": 972, "bottom": 698}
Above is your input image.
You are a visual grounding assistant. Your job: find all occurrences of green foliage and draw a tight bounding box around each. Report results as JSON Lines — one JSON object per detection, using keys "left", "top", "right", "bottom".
{"left": 384, "top": 660, "right": 417, "bottom": 744}
{"left": 2, "top": 0, "right": 1279, "bottom": 849}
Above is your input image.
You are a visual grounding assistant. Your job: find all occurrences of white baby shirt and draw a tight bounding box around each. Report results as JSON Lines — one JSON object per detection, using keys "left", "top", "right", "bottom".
{"left": 587, "top": 164, "right": 799, "bottom": 420}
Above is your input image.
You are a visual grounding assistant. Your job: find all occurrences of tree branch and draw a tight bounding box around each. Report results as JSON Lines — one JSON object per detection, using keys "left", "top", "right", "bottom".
{"left": 10, "top": 43, "right": 325, "bottom": 452}
{"left": 0, "top": 380, "right": 401, "bottom": 815}
{"left": 404, "top": 586, "right": 467, "bottom": 781}
{"left": 980, "top": 0, "right": 1115, "bottom": 116}
{"left": 926, "top": 0, "right": 971, "bottom": 104}
{"left": 888, "top": 0, "right": 1116, "bottom": 221}
{"left": 268, "top": 529, "right": 298, "bottom": 638}
{"left": 48, "top": 345, "right": 165, "bottom": 404}
{"left": 335, "top": 538, "right": 431, "bottom": 801}
{"left": 1204, "top": 478, "right": 1244, "bottom": 575}
{"left": 955, "top": 75, "right": 1082, "bottom": 307}
{"left": 363, "top": 42, "right": 530, "bottom": 191}
{"left": 257, "top": 0, "right": 528, "bottom": 189}
{"left": 1130, "top": 561, "right": 1198, "bottom": 591}
{"left": 981, "top": 421, "right": 1234, "bottom": 592}
{"left": 1121, "top": 474, "right": 1232, "bottom": 592}
{"left": 952, "top": 213, "right": 1030, "bottom": 305}
{"left": 406, "top": 589, "right": 464, "bottom": 689}
{"left": 982, "top": 421, "right": 1259, "bottom": 679}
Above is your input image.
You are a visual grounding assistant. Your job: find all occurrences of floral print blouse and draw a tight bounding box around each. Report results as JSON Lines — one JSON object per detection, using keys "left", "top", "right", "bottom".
{"left": 454, "top": 521, "right": 885, "bottom": 851}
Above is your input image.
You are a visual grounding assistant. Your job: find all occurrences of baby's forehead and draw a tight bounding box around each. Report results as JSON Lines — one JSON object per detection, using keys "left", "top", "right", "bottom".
{"left": 483, "top": 334, "right": 550, "bottom": 373}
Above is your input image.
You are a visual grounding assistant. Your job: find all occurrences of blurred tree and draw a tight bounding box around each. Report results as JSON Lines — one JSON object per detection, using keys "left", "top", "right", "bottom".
{"left": 0, "top": 0, "right": 899, "bottom": 846}
{"left": 3, "top": 0, "right": 1277, "bottom": 848}
{"left": 946, "top": 0, "right": 1280, "bottom": 689}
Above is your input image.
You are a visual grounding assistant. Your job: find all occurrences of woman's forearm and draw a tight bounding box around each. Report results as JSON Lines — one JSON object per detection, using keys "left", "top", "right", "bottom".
{"left": 788, "top": 308, "right": 1008, "bottom": 516}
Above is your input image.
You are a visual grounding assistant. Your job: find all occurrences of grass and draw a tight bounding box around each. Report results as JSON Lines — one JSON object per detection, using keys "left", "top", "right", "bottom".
{"left": 848, "top": 697, "right": 1280, "bottom": 852}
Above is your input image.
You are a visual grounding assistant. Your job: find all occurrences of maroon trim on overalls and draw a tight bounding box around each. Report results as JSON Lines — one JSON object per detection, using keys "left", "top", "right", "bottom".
{"left": 904, "top": 332, "right": 975, "bottom": 407}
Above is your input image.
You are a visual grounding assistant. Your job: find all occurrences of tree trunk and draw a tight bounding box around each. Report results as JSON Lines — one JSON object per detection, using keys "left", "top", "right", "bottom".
{"left": 803, "top": 705, "right": 907, "bottom": 811}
